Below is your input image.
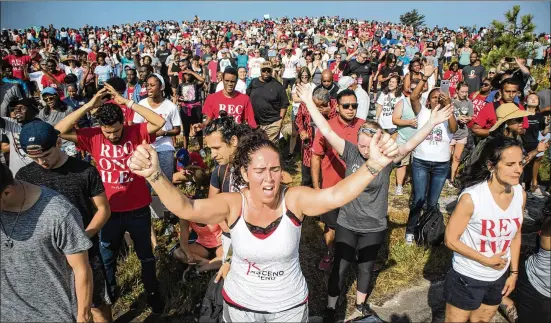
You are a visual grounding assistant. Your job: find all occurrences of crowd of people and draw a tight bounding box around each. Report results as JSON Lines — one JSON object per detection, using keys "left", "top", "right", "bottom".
{"left": 1, "top": 15, "right": 550, "bottom": 323}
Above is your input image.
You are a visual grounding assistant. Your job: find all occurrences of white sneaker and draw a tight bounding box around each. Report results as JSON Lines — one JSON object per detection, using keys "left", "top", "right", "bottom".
{"left": 405, "top": 233, "right": 415, "bottom": 246}
{"left": 395, "top": 185, "right": 403, "bottom": 196}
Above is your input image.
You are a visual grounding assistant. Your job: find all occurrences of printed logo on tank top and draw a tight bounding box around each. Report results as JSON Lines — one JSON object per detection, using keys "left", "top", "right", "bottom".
{"left": 244, "top": 259, "right": 284, "bottom": 280}
{"left": 479, "top": 218, "right": 522, "bottom": 253}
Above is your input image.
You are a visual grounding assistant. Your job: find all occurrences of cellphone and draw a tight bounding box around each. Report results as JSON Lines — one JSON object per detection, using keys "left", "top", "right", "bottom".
{"left": 440, "top": 80, "right": 450, "bottom": 95}
{"left": 504, "top": 57, "right": 515, "bottom": 63}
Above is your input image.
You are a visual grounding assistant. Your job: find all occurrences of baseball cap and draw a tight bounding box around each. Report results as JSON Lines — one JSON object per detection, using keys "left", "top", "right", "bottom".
{"left": 337, "top": 76, "right": 355, "bottom": 93}
{"left": 41, "top": 87, "right": 58, "bottom": 96}
{"left": 160, "top": 41, "right": 166, "bottom": 46}
{"left": 19, "top": 120, "right": 60, "bottom": 157}
{"left": 260, "top": 61, "right": 273, "bottom": 70}
{"left": 176, "top": 148, "right": 191, "bottom": 169}
{"left": 8, "top": 98, "right": 39, "bottom": 113}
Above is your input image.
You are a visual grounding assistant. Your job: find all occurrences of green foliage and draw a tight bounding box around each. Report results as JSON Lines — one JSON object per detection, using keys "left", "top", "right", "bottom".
{"left": 475, "top": 5, "right": 537, "bottom": 68}
{"left": 399, "top": 9, "right": 426, "bottom": 30}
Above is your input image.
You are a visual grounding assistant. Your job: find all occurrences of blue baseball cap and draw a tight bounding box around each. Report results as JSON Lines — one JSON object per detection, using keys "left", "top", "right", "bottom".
{"left": 19, "top": 120, "right": 60, "bottom": 157}
{"left": 41, "top": 87, "right": 57, "bottom": 96}
{"left": 176, "top": 148, "right": 190, "bottom": 169}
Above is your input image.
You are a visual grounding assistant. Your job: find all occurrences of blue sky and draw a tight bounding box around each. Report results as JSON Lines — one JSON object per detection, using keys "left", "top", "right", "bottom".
{"left": 1, "top": 1, "right": 550, "bottom": 34}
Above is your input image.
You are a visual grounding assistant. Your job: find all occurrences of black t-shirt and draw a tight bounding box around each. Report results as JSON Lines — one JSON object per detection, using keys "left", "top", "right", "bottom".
{"left": 521, "top": 113, "right": 545, "bottom": 146}
{"left": 15, "top": 157, "right": 105, "bottom": 254}
{"left": 344, "top": 60, "right": 372, "bottom": 86}
{"left": 247, "top": 78, "right": 290, "bottom": 125}
{"left": 314, "top": 83, "right": 339, "bottom": 100}
{"left": 156, "top": 49, "right": 171, "bottom": 64}
{"left": 379, "top": 65, "right": 404, "bottom": 89}
{"left": 210, "top": 164, "right": 232, "bottom": 193}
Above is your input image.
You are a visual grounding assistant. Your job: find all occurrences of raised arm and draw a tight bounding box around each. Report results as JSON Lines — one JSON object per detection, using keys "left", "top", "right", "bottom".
{"left": 103, "top": 83, "right": 165, "bottom": 134}
{"left": 411, "top": 65, "right": 435, "bottom": 115}
{"left": 55, "top": 88, "right": 110, "bottom": 142}
{"left": 288, "top": 130, "right": 399, "bottom": 218}
{"left": 394, "top": 104, "right": 453, "bottom": 163}
{"left": 129, "top": 142, "right": 232, "bottom": 225}
{"left": 296, "top": 84, "right": 345, "bottom": 155}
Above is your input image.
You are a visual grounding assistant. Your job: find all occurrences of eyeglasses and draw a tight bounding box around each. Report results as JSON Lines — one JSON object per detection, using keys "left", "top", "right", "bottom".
{"left": 482, "top": 83, "right": 491, "bottom": 87}
{"left": 261, "top": 68, "right": 272, "bottom": 73}
{"left": 341, "top": 103, "right": 358, "bottom": 110}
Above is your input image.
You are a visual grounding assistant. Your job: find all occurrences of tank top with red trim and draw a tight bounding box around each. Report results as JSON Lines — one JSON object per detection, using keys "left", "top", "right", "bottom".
{"left": 222, "top": 189, "right": 308, "bottom": 313}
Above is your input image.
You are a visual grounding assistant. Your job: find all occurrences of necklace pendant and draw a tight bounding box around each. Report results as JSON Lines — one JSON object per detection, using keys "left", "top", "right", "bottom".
{"left": 5, "top": 240, "right": 13, "bottom": 249}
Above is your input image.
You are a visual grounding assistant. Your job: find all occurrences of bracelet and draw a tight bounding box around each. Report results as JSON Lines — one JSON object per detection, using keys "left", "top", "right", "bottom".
{"left": 510, "top": 271, "right": 519, "bottom": 274}
{"left": 127, "top": 99, "right": 135, "bottom": 109}
{"left": 421, "top": 77, "right": 429, "bottom": 82}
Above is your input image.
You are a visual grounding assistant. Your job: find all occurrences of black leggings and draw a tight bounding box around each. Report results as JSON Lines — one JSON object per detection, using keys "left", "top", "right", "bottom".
{"left": 328, "top": 225, "right": 386, "bottom": 297}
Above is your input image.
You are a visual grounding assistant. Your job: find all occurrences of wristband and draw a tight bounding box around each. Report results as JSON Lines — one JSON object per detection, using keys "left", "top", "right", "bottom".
{"left": 510, "top": 270, "right": 518, "bottom": 274}
{"left": 422, "top": 77, "right": 429, "bottom": 82}
{"left": 127, "top": 99, "right": 135, "bottom": 109}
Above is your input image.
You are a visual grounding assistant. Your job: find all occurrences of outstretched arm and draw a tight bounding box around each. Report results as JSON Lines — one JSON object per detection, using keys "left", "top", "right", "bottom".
{"left": 129, "top": 142, "right": 232, "bottom": 225}
{"left": 288, "top": 130, "right": 399, "bottom": 218}
{"left": 296, "top": 84, "right": 345, "bottom": 156}
{"left": 394, "top": 104, "right": 453, "bottom": 163}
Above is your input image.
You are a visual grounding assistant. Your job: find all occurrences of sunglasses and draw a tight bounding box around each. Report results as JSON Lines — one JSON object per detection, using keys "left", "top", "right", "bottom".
{"left": 341, "top": 103, "right": 358, "bottom": 110}
{"left": 489, "top": 71, "right": 496, "bottom": 74}
{"left": 43, "top": 96, "right": 56, "bottom": 101}
{"left": 261, "top": 68, "right": 272, "bottom": 73}
{"left": 482, "top": 83, "right": 491, "bottom": 87}
{"left": 359, "top": 127, "right": 378, "bottom": 136}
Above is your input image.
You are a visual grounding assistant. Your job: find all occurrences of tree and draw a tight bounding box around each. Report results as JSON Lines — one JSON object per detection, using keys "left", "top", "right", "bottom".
{"left": 474, "top": 5, "right": 536, "bottom": 68}
{"left": 399, "top": 9, "right": 425, "bottom": 30}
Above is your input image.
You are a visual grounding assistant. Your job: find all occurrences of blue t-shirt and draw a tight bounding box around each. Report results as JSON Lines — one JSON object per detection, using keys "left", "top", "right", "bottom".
{"left": 237, "top": 54, "right": 249, "bottom": 68}
{"left": 94, "top": 64, "right": 113, "bottom": 86}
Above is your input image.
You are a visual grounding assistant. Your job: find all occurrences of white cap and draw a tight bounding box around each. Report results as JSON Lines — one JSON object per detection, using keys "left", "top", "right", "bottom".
{"left": 337, "top": 76, "right": 355, "bottom": 93}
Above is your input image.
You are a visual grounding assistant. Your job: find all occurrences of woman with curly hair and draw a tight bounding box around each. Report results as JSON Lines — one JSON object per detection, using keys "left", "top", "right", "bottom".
{"left": 128, "top": 117, "right": 400, "bottom": 321}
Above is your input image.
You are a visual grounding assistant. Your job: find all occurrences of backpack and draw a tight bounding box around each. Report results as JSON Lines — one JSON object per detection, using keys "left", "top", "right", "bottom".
{"left": 414, "top": 206, "right": 445, "bottom": 249}
{"left": 198, "top": 275, "right": 225, "bottom": 323}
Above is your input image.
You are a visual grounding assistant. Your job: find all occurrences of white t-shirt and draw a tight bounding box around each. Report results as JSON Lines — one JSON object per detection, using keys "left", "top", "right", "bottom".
{"left": 413, "top": 106, "right": 452, "bottom": 162}
{"left": 216, "top": 80, "right": 247, "bottom": 94}
{"left": 282, "top": 55, "right": 299, "bottom": 79}
{"left": 134, "top": 99, "right": 182, "bottom": 152}
{"left": 355, "top": 86, "right": 370, "bottom": 121}
{"left": 444, "top": 42, "right": 455, "bottom": 58}
{"left": 248, "top": 57, "right": 265, "bottom": 79}
{"left": 376, "top": 93, "right": 402, "bottom": 130}
{"left": 453, "top": 182, "right": 523, "bottom": 281}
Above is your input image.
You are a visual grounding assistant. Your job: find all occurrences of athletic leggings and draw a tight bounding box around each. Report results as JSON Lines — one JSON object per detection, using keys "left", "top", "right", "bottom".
{"left": 328, "top": 225, "right": 386, "bottom": 297}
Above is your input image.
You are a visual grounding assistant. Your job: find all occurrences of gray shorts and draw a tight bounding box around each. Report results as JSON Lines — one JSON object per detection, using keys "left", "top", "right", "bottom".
{"left": 223, "top": 301, "right": 308, "bottom": 322}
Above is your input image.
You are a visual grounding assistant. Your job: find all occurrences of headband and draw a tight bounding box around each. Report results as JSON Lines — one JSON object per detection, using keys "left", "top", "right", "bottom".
{"left": 149, "top": 73, "right": 165, "bottom": 91}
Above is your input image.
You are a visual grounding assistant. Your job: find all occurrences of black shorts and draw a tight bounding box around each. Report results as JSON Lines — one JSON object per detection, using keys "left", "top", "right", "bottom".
{"left": 320, "top": 208, "right": 339, "bottom": 229}
{"left": 443, "top": 268, "right": 507, "bottom": 311}
{"left": 195, "top": 242, "right": 219, "bottom": 259}
{"left": 90, "top": 253, "right": 114, "bottom": 307}
{"left": 180, "top": 104, "right": 203, "bottom": 137}
{"left": 282, "top": 78, "right": 296, "bottom": 90}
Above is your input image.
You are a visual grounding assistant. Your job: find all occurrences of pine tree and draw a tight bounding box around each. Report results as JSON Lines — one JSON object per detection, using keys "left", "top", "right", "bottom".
{"left": 399, "top": 9, "right": 426, "bottom": 30}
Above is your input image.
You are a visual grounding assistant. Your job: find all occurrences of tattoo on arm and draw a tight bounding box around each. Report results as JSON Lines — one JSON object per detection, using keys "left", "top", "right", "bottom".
{"left": 365, "top": 163, "right": 380, "bottom": 175}
{"left": 149, "top": 171, "right": 162, "bottom": 183}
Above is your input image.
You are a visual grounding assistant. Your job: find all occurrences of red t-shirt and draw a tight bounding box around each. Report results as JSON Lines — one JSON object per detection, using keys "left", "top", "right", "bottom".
{"left": 3, "top": 55, "right": 31, "bottom": 80}
{"left": 176, "top": 151, "right": 207, "bottom": 171}
{"left": 88, "top": 51, "right": 98, "bottom": 62}
{"left": 76, "top": 123, "right": 155, "bottom": 212}
{"left": 443, "top": 70, "right": 463, "bottom": 98}
{"left": 312, "top": 116, "right": 364, "bottom": 189}
{"left": 473, "top": 101, "right": 529, "bottom": 130}
{"left": 41, "top": 70, "right": 67, "bottom": 98}
{"left": 468, "top": 92, "right": 489, "bottom": 128}
{"left": 203, "top": 91, "right": 257, "bottom": 127}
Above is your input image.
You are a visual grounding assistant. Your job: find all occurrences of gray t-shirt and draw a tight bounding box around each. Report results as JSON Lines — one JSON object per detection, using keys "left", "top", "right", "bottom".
{"left": 1, "top": 186, "right": 92, "bottom": 322}
{"left": 452, "top": 99, "right": 474, "bottom": 140}
{"left": 0, "top": 117, "right": 34, "bottom": 175}
{"left": 337, "top": 141, "right": 393, "bottom": 233}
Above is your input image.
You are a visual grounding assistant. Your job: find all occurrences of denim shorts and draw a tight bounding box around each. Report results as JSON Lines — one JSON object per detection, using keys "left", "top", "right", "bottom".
{"left": 443, "top": 268, "right": 507, "bottom": 311}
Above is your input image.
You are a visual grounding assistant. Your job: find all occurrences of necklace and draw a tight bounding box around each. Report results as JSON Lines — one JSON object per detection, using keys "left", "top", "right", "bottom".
{"left": 0, "top": 182, "right": 27, "bottom": 249}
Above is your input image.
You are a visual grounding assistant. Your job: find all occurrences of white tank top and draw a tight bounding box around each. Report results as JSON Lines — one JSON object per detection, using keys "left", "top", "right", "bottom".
{"left": 453, "top": 182, "right": 524, "bottom": 281}
{"left": 222, "top": 190, "right": 308, "bottom": 312}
